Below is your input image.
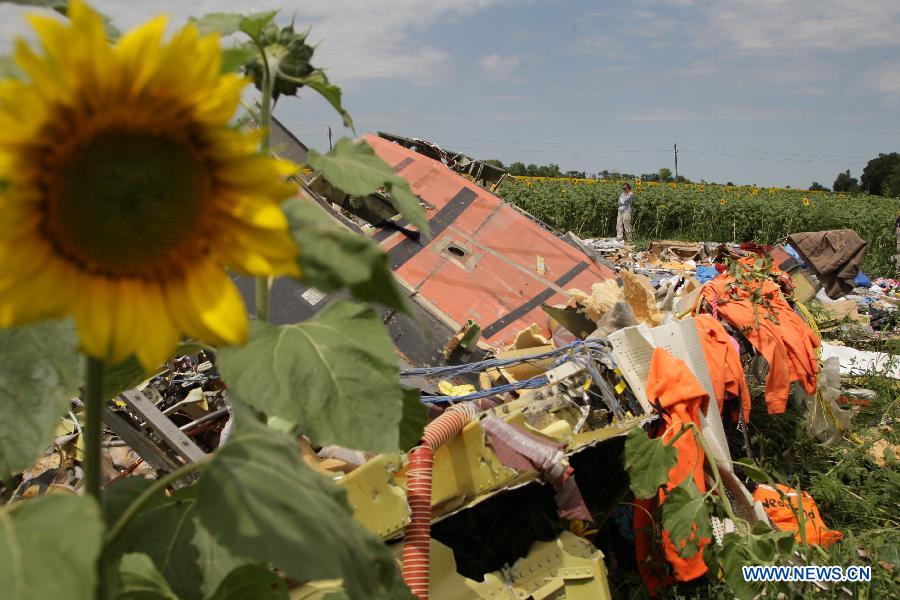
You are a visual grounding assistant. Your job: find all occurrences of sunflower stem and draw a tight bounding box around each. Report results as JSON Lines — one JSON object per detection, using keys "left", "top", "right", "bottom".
{"left": 83, "top": 355, "right": 106, "bottom": 503}
{"left": 82, "top": 355, "right": 107, "bottom": 599}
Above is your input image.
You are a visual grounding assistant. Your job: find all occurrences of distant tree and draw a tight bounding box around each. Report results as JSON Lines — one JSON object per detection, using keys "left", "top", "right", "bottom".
{"left": 808, "top": 181, "right": 828, "bottom": 191}
{"left": 860, "top": 152, "right": 900, "bottom": 195}
{"left": 508, "top": 161, "right": 526, "bottom": 176}
{"left": 525, "top": 163, "right": 539, "bottom": 176}
{"left": 674, "top": 175, "right": 690, "bottom": 183}
{"left": 564, "top": 170, "right": 587, "bottom": 179}
{"left": 832, "top": 169, "right": 859, "bottom": 193}
{"left": 658, "top": 167, "right": 673, "bottom": 182}
{"left": 641, "top": 172, "right": 660, "bottom": 182}
{"left": 726, "top": 182, "right": 734, "bottom": 186}
{"left": 483, "top": 159, "right": 505, "bottom": 169}
{"left": 535, "top": 163, "right": 561, "bottom": 177}
{"left": 598, "top": 169, "right": 612, "bottom": 179}
{"left": 886, "top": 163, "right": 900, "bottom": 197}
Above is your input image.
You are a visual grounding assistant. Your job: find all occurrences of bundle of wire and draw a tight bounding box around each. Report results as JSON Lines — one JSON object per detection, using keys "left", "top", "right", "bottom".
{"left": 407, "top": 340, "right": 612, "bottom": 405}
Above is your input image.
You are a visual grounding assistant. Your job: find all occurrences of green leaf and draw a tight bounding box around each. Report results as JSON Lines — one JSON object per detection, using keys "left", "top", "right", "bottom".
{"left": 282, "top": 199, "right": 408, "bottom": 311}
{"left": 283, "top": 70, "right": 353, "bottom": 129}
{"left": 0, "top": 495, "right": 104, "bottom": 600}
{"left": 661, "top": 478, "right": 713, "bottom": 558}
{"left": 207, "top": 565, "right": 288, "bottom": 600}
{"left": 717, "top": 534, "right": 761, "bottom": 600}
{"left": 103, "top": 476, "right": 157, "bottom": 528}
{"left": 113, "top": 553, "right": 178, "bottom": 600}
{"left": 220, "top": 46, "right": 257, "bottom": 73}
{"left": 0, "top": 320, "right": 80, "bottom": 476}
{"left": 734, "top": 458, "right": 771, "bottom": 485}
{"left": 399, "top": 387, "right": 427, "bottom": 451}
{"left": 195, "top": 413, "right": 410, "bottom": 599}
{"left": 239, "top": 11, "right": 278, "bottom": 41}
{"left": 307, "top": 139, "right": 430, "bottom": 235}
{"left": 188, "top": 13, "right": 244, "bottom": 37}
{"left": 217, "top": 301, "right": 405, "bottom": 453}
{"left": 106, "top": 486, "right": 247, "bottom": 600}
{"left": 623, "top": 428, "right": 678, "bottom": 499}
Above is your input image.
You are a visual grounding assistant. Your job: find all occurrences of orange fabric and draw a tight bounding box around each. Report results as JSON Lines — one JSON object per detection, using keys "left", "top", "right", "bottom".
{"left": 633, "top": 349, "right": 710, "bottom": 593}
{"left": 694, "top": 314, "right": 752, "bottom": 423}
{"left": 753, "top": 484, "right": 842, "bottom": 548}
{"left": 698, "top": 266, "right": 819, "bottom": 414}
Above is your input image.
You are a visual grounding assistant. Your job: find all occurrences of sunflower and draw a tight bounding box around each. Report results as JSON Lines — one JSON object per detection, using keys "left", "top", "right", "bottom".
{"left": 802, "top": 197, "right": 811, "bottom": 206}
{"left": 0, "top": 1, "right": 299, "bottom": 368}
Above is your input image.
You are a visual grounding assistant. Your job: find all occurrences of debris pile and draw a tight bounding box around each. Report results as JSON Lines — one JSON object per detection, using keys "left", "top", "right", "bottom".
{"left": 7, "top": 123, "right": 898, "bottom": 599}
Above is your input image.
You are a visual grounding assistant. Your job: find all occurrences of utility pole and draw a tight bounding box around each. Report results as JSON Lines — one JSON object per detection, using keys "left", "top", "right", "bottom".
{"left": 328, "top": 126, "right": 333, "bottom": 151}
{"left": 674, "top": 143, "right": 678, "bottom": 179}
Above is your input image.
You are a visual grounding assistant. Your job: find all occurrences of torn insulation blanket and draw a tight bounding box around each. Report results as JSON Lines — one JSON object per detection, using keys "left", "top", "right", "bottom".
{"left": 365, "top": 133, "right": 616, "bottom": 346}
{"left": 698, "top": 272, "right": 819, "bottom": 415}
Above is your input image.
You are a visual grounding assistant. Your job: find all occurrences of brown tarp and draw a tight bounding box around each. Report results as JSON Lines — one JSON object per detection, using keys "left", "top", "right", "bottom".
{"left": 787, "top": 229, "right": 868, "bottom": 299}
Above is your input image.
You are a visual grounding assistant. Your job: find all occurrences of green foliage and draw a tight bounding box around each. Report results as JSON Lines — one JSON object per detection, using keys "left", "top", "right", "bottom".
{"left": 113, "top": 553, "right": 179, "bottom": 600}
{"left": 861, "top": 152, "right": 900, "bottom": 196}
{"left": 399, "top": 387, "right": 428, "bottom": 451}
{"left": 832, "top": 169, "right": 859, "bottom": 193}
{"left": 206, "top": 565, "right": 288, "bottom": 600}
{"left": 0, "top": 320, "right": 80, "bottom": 476}
{"left": 191, "top": 11, "right": 352, "bottom": 127}
{"left": 0, "top": 495, "right": 104, "bottom": 600}
{"left": 283, "top": 198, "right": 407, "bottom": 311}
{"left": 308, "top": 138, "right": 430, "bottom": 234}
{"left": 624, "top": 427, "right": 678, "bottom": 498}
{"left": 661, "top": 478, "right": 712, "bottom": 558}
{"left": 216, "top": 301, "right": 406, "bottom": 453}
{"left": 195, "top": 410, "right": 409, "bottom": 599}
{"left": 106, "top": 484, "right": 246, "bottom": 600}
{"left": 499, "top": 178, "right": 900, "bottom": 275}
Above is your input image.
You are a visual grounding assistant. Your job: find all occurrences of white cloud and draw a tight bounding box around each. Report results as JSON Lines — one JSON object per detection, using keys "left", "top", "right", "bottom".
{"left": 477, "top": 53, "right": 524, "bottom": 78}
{"left": 0, "top": 0, "right": 510, "bottom": 83}
{"left": 699, "top": 0, "right": 900, "bottom": 54}
{"left": 862, "top": 60, "right": 900, "bottom": 99}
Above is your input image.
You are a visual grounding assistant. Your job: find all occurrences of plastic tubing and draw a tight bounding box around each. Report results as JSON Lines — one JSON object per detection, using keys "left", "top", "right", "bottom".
{"left": 401, "top": 403, "right": 477, "bottom": 599}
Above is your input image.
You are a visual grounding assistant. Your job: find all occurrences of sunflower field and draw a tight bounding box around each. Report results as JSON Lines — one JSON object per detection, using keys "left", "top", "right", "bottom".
{"left": 499, "top": 177, "right": 900, "bottom": 275}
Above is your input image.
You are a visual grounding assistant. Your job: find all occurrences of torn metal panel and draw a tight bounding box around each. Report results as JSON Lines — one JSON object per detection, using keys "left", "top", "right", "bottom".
{"left": 377, "top": 131, "right": 507, "bottom": 187}
{"left": 364, "top": 133, "right": 616, "bottom": 348}
{"left": 421, "top": 533, "right": 612, "bottom": 600}
{"left": 269, "top": 116, "right": 309, "bottom": 165}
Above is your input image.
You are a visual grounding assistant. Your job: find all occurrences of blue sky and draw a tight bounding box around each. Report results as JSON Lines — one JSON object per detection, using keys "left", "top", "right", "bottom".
{"left": 2, "top": 0, "right": 898, "bottom": 187}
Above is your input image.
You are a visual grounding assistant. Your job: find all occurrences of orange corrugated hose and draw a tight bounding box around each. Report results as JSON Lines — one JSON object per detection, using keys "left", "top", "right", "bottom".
{"left": 402, "top": 403, "right": 477, "bottom": 599}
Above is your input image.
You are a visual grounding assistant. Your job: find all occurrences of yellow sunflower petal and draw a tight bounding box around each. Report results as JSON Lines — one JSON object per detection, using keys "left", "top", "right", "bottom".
{"left": 165, "top": 263, "right": 248, "bottom": 347}
{"left": 131, "top": 280, "right": 180, "bottom": 369}
{"left": 0, "top": 255, "right": 76, "bottom": 327}
{"left": 74, "top": 275, "right": 116, "bottom": 361}
{"left": 114, "top": 15, "right": 167, "bottom": 97}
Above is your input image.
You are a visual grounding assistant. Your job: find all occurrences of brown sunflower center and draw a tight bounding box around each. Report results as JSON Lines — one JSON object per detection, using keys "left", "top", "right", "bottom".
{"left": 43, "top": 132, "right": 210, "bottom": 277}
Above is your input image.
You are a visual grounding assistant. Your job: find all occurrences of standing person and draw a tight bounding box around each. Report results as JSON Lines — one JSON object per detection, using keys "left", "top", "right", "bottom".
{"left": 616, "top": 182, "right": 634, "bottom": 241}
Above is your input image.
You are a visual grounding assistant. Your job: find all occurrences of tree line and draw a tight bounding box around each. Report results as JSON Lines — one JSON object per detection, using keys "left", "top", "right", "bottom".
{"left": 484, "top": 160, "right": 691, "bottom": 183}
{"left": 486, "top": 152, "right": 900, "bottom": 197}
{"left": 827, "top": 152, "right": 900, "bottom": 196}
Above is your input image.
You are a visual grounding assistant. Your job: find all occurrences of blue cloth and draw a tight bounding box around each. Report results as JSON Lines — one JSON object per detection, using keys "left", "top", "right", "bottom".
{"left": 854, "top": 270, "right": 872, "bottom": 287}
{"left": 696, "top": 265, "right": 719, "bottom": 283}
{"left": 784, "top": 244, "right": 807, "bottom": 267}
